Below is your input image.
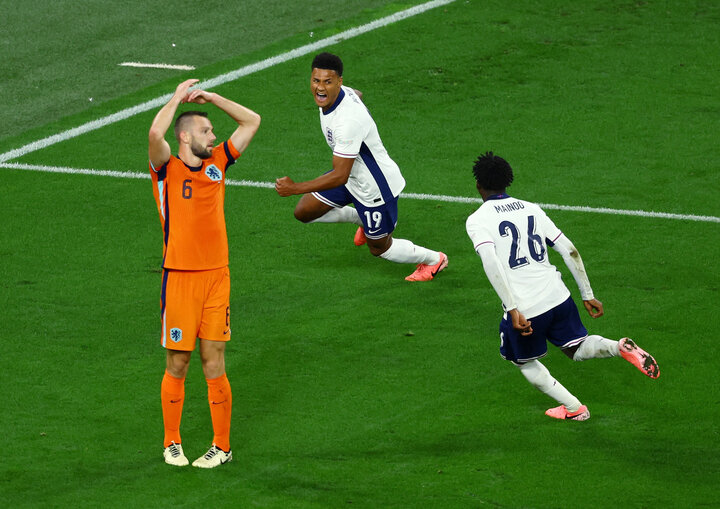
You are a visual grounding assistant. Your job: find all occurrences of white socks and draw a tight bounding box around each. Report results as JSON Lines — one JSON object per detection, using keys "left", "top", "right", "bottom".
{"left": 518, "top": 360, "right": 582, "bottom": 412}
{"left": 310, "top": 210, "right": 440, "bottom": 267}
{"left": 517, "top": 337, "right": 621, "bottom": 412}
{"left": 572, "top": 335, "right": 619, "bottom": 361}
{"left": 379, "top": 238, "right": 440, "bottom": 265}
{"left": 311, "top": 206, "right": 363, "bottom": 225}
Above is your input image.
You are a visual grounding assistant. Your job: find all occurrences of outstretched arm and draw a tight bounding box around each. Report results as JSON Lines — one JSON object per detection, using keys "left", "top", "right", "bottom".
{"left": 184, "top": 89, "right": 261, "bottom": 154}
{"left": 551, "top": 235, "right": 604, "bottom": 318}
{"left": 275, "top": 155, "right": 354, "bottom": 196}
{"left": 148, "top": 79, "right": 198, "bottom": 168}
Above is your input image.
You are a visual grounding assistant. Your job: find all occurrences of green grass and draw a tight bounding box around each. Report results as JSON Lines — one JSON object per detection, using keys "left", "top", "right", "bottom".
{"left": 0, "top": 0, "right": 428, "bottom": 146}
{"left": 2, "top": 0, "right": 719, "bottom": 507}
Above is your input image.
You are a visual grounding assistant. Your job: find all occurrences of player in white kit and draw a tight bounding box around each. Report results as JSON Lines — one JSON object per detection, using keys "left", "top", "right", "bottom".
{"left": 275, "top": 52, "right": 447, "bottom": 282}
{"left": 465, "top": 152, "right": 660, "bottom": 420}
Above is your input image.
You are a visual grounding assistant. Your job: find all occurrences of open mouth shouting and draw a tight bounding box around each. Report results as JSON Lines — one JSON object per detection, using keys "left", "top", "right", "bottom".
{"left": 311, "top": 67, "right": 342, "bottom": 111}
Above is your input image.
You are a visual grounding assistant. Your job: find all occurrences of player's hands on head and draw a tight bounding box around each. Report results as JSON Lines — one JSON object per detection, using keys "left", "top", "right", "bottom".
{"left": 174, "top": 79, "right": 199, "bottom": 101}
{"left": 583, "top": 299, "right": 604, "bottom": 318}
{"left": 185, "top": 89, "right": 215, "bottom": 105}
{"left": 275, "top": 176, "right": 296, "bottom": 197}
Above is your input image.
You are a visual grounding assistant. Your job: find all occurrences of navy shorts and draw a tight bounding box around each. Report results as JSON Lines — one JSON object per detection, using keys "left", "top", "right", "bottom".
{"left": 312, "top": 185, "right": 398, "bottom": 240}
{"left": 498, "top": 296, "right": 588, "bottom": 365}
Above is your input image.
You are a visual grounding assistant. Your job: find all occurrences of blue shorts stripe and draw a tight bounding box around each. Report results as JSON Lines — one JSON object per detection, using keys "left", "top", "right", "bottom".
{"left": 160, "top": 269, "right": 170, "bottom": 347}
{"left": 311, "top": 190, "right": 345, "bottom": 208}
{"left": 160, "top": 269, "right": 170, "bottom": 318}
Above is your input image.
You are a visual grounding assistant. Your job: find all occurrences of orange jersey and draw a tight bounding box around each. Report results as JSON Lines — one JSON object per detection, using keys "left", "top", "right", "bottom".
{"left": 150, "top": 141, "right": 241, "bottom": 270}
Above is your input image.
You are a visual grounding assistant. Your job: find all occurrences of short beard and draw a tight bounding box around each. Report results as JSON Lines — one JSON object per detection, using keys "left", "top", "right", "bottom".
{"left": 190, "top": 140, "right": 212, "bottom": 159}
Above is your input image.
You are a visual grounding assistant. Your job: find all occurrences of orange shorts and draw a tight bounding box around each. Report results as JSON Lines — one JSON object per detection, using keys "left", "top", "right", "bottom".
{"left": 159, "top": 266, "right": 231, "bottom": 351}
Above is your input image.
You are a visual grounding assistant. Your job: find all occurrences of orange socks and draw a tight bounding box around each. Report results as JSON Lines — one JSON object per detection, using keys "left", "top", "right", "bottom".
{"left": 206, "top": 373, "right": 232, "bottom": 452}
{"left": 161, "top": 371, "right": 185, "bottom": 447}
{"left": 161, "top": 371, "right": 232, "bottom": 451}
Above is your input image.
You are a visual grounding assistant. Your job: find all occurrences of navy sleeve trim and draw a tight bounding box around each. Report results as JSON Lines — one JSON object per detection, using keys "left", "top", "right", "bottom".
{"left": 156, "top": 162, "right": 168, "bottom": 181}
{"left": 223, "top": 141, "right": 237, "bottom": 171}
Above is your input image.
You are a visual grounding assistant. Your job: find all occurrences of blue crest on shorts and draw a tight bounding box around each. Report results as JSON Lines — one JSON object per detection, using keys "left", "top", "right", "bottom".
{"left": 205, "top": 165, "right": 222, "bottom": 181}
{"left": 170, "top": 328, "right": 183, "bottom": 343}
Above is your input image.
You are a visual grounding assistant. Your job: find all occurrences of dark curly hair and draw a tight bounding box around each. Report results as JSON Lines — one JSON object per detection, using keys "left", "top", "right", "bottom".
{"left": 472, "top": 151, "right": 514, "bottom": 191}
{"left": 311, "top": 52, "right": 343, "bottom": 76}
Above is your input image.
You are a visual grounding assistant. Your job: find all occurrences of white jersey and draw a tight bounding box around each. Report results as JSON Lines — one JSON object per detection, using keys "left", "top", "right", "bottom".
{"left": 466, "top": 194, "right": 571, "bottom": 318}
{"left": 319, "top": 86, "right": 405, "bottom": 206}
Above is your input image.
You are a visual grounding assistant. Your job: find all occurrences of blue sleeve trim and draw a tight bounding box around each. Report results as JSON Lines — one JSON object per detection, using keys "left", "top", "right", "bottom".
{"left": 223, "top": 141, "right": 236, "bottom": 171}
{"left": 156, "top": 162, "right": 168, "bottom": 181}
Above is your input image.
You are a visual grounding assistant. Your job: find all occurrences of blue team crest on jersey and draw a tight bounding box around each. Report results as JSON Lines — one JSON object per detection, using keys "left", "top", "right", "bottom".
{"left": 205, "top": 165, "right": 222, "bottom": 181}
{"left": 170, "top": 328, "right": 183, "bottom": 343}
{"left": 325, "top": 128, "right": 334, "bottom": 145}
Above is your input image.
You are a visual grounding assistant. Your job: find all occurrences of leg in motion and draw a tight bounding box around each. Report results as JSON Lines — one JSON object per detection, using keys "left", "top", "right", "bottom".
{"left": 369, "top": 235, "right": 447, "bottom": 281}
{"left": 518, "top": 360, "right": 590, "bottom": 421}
{"left": 618, "top": 338, "right": 660, "bottom": 379}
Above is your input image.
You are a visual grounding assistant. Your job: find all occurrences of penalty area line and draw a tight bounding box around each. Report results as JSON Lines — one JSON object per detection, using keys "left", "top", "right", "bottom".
{"left": 3, "top": 163, "right": 718, "bottom": 224}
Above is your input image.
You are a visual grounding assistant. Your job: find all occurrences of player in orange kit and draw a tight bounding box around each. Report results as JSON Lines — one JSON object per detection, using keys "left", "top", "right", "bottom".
{"left": 148, "top": 79, "right": 261, "bottom": 468}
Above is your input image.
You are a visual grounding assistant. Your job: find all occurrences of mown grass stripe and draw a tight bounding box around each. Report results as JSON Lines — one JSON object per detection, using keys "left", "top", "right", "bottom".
{"left": 0, "top": 0, "right": 456, "bottom": 164}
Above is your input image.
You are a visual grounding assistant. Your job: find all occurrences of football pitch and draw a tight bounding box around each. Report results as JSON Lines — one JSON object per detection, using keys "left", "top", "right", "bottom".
{"left": 1, "top": 0, "right": 719, "bottom": 507}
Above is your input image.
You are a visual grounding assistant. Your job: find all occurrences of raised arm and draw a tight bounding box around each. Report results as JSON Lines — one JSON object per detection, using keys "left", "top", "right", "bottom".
{"left": 148, "top": 79, "right": 199, "bottom": 168}
{"left": 184, "top": 89, "right": 261, "bottom": 154}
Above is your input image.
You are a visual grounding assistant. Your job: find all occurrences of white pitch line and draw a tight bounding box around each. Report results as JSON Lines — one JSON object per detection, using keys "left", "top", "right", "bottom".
{"left": 0, "top": 0, "right": 456, "bottom": 164}
{"left": 119, "top": 62, "right": 196, "bottom": 70}
{"left": 0, "top": 162, "right": 150, "bottom": 180}
{"left": 403, "top": 191, "right": 720, "bottom": 223}
{"left": 3, "top": 163, "right": 718, "bottom": 224}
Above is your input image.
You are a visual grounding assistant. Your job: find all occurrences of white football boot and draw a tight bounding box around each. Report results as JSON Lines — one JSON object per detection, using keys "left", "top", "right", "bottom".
{"left": 192, "top": 444, "right": 232, "bottom": 468}
{"left": 163, "top": 441, "right": 189, "bottom": 466}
